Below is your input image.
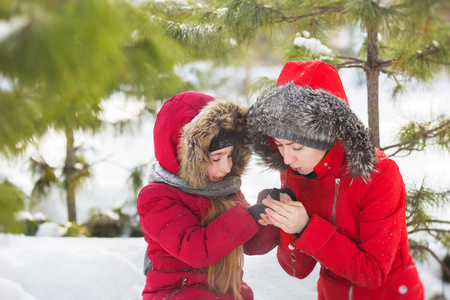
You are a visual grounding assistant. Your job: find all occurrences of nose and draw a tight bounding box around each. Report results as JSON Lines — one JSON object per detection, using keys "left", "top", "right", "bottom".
{"left": 220, "top": 159, "right": 232, "bottom": 174}
{"left": 282, "top": 149, "right": 296, "bottom": 166}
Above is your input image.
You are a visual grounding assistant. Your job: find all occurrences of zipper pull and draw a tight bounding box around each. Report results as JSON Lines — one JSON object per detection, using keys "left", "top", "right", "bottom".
{"left": 335, "top": 178, "right": 341, "bottom": 197}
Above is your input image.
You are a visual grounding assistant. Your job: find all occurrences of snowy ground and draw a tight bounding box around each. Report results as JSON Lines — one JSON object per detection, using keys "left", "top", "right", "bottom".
{"left": 0, "top": 234, "right": 313, "bottom": 300}
{"left": 0, "top": 66, "right": 449, "bottom": 299}
{"left": 0, "top": 233, "right": 448, "bottom": 300}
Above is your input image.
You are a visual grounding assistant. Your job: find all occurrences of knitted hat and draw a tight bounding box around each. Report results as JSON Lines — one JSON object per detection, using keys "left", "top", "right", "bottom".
{"left": 246, "top": 60, "right": 376, "bottom": 180}
{"left": 208, "top": 130, "right": 238, "bottom": 152}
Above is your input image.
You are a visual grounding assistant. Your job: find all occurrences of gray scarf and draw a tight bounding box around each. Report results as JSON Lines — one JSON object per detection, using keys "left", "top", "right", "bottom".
{"left": 148, "top": 162, "right": 241, "bottom": 199}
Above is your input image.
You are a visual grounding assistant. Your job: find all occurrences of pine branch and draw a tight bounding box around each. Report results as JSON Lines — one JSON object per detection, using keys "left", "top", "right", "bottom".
{"left": 380, "top": 120, "right": 450, "bottom": 154}
{"left": 409, "top": 244, "right": 450, "bottom": 279}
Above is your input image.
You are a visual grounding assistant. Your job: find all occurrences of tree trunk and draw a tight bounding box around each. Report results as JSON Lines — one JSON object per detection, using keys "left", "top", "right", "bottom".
{"left": 64, "top": 130, "right": 77, "bottom": 222}
{"left": 365, "top": 25, "right": 380, "bottom": 148}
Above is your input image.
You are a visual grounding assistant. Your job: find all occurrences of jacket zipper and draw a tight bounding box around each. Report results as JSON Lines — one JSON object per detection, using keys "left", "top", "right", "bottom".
{"left": 332, "top": 177, "right": 353, "bottom": 300}
{"left": 332, "top": 178, "right": 340, "bottom": 226}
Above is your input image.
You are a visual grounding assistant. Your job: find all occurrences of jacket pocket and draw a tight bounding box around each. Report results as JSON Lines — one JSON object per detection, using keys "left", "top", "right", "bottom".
{"left": 382, "top": 266, "right": 424, "bottom": 299}
{"left": 146, "top": 270, "right": 209, "bottom": 292}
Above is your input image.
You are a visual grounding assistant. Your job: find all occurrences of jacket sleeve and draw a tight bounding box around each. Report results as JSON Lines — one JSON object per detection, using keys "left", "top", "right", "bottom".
{"left": 137, "top": 185, "right": 259, "bottom": 269}
{"left": 276, "top": 172, "right": 318, "bottom": 278}
{"left": 277, "top": 230, "right": 317, "bottom": 279}
{"left": 292, "top": 159, "right": 407, "bottom": 288}
{"left": 244, "top": 223, "right": 279, "bottom": 255}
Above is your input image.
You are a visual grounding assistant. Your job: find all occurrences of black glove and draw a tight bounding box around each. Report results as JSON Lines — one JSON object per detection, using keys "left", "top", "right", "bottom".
{"left": 260, "top": 187, "right": 297, "bottom": 202}
{"left": 248, "top": 187, "right": 297, "bottom": 221}
{"left": 246, "top": 203, "right": 267, "bottom": 221}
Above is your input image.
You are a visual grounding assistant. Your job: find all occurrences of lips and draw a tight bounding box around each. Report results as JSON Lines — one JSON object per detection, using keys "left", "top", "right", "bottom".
{"left": 291, "top": 167, "right": 301, "bottom": 173}
{"left": 211, "top": 176, "right": 224, "bottom": 182}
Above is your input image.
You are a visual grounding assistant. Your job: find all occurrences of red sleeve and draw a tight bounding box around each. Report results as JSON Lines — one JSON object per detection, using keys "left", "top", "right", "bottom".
{"left": 244, "top": 223, "right": 279, "bottom": 255}
{"left": 293, "top": 159, "right": 407, "bottom": 288}
{"left": 233, "top": 190, "right": 280, "bottom": 255}
{"left": 277, "top": 230, "right": 317, "bottom": 279}
{"left": 137, "top": 185, "right": 259, "bottom": 268}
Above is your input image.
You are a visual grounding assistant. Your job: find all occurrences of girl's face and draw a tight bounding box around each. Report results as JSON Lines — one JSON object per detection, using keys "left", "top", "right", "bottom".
{"left": 273, "top": 138, "right": 326, "bottom": 175}
{"left": 207, "top": 146, "right": 234, "bottom": 182}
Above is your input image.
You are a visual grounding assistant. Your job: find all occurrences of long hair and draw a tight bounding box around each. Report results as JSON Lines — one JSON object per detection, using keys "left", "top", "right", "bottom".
{"left": 201, "top": 198, "right": 244, "bottom": 300}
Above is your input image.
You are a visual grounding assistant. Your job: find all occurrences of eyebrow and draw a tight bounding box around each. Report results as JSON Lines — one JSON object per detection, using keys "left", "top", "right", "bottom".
{"left": 210, "top": 149, "right": 232, "bottom": 156}
{"left": 273, "top": 139, "right": 294, "bottom": 145}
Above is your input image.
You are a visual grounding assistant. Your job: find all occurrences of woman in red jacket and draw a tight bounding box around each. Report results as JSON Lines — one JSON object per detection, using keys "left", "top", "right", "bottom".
{"left": 245, "top": 60, "right": 424, "bottom": 299}
{"left": 137, "top": 91, "right": 278, "bottom": 300}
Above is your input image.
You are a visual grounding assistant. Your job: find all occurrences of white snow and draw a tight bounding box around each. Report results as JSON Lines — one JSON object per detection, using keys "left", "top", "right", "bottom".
{"left": 293, "top": 33, "right": 333, "bottom": 56}
{"left": 0, "top": 233, "right": 448, "bottom": 300}
{"left": 0, "top": 16, "right": 29, "bottom": 42}
{"left": 0, "top": 67, "right": 449, "bottom": 299}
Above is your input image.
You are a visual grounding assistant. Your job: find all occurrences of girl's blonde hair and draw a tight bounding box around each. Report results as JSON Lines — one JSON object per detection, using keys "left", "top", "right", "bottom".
{"left": 201, "top": 198, "right": 244, "bottom": 300}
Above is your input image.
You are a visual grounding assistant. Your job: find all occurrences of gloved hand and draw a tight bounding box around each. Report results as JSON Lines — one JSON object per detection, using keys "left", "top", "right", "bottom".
{"left": 246, "top": 203, "right": 267, "bottom": 221}
{"left": 259, "top": 187, "right": 298, "bottom": 202}
{"left": 248, "top": 187, "right": 297, "bottom": 221}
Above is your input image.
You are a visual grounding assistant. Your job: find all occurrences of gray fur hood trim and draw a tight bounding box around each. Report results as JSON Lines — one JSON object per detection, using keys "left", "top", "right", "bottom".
{"left": 245, "top": 83, "right": 377, "bottom": 181}
{"left": 179, "top": 99, "right": 251, "bottom": 189}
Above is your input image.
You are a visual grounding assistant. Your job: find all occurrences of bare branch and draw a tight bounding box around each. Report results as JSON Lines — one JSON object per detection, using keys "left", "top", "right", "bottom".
{"left": 335, "top": 56, "right": 365, "bottom": 64}
{"left": 409, "top": 244, "right": 450, "bottom": 278}
{"left": 261, "top": 4, "right": 344, "bottom": 23}
{"left": 378, "top": 60, "right": 396, "bottom": 68}
{"left": 408, "top": 228, "right": 450, "bottom": 235}
{"left": 336, "top": 63, "right": 365, "bottom": 70}
{"left": 425, "top": 219, "right": 450, "bottom": 225}
{"left": 406, "top": 219, "right": 450, "bottom": 227}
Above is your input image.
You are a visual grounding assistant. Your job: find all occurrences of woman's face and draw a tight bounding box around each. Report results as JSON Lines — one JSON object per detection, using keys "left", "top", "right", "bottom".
{"left": 207, "top": 146, "right": 234, "bottom": 182}
{"left": 273, "top": 138, "right": 326, "bottom": 175}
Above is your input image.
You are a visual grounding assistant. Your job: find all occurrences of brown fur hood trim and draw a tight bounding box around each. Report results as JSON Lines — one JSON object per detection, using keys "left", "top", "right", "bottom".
{"left": 178, "top": 99, "right": 251, "bottom": 189}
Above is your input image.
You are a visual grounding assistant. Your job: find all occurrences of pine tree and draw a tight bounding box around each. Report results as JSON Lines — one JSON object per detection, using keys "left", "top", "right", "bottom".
{"left": 142, "top": 0, "right": 449, "bottom": 148}
{"left": 0, "top": 180, "right": 26, "bottom": 233}
{"left": 0, "top": 0, "right": 192, "bottom": 223}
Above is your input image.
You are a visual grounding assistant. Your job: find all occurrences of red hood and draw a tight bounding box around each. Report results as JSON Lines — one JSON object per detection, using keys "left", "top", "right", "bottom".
{"left": 276, "top": 60, "right": 349, "bottom": 105}
{"left": 153, "top": 91, "right": 214, "bottom": 175}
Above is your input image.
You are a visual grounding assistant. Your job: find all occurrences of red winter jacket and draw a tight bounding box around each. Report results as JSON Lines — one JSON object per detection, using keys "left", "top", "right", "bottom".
{"left": 277, "top": 142, "right": 424, "bottom": 300}
{"left": 137, "top": 92, "right": 279, "bottom": 299}
{"left": 138, "top": 184, "right": 278, "bottom": 299}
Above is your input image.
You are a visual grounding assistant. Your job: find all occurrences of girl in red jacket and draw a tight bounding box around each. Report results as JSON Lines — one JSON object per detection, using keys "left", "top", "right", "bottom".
{"left": 245, "top": 60, "right": 424, "bottom": 299}
{"left": 137, "top": 91, "right": 278, "bottom": 300}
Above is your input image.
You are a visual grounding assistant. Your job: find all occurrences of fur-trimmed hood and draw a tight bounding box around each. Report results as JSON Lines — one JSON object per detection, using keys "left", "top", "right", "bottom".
{"left": 246, "top": 61, "right": 377, "bottom": 181}
{"left": 153, "top": 91, "right": 250, "bottom": 189}
{"left": 179, "top": 99, "right": 251, "bottom": 188}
